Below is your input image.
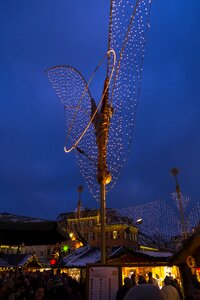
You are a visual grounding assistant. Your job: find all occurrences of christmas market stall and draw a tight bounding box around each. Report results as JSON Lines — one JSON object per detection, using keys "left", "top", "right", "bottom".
{"left": 170, "top": 231, "right": 200, "bottom": 298}
{"left": 59, "top": 244, "right": 179, "bottom": 287}
{"left": 0, "top": 253, "right": 42, "bottom": 273}
{"left": 107, "top": 246, "right": 180, "bottom": 288}
{"left": 59, "top": 245, "right": 101, "bottom": 282}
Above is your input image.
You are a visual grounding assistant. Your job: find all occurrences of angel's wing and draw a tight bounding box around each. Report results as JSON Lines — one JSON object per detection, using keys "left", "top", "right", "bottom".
{"left": 46, "top": 52, "right": 116, "bottom": 201}
{"left": 46, "top": 0, "right": 152, "bottom": 200}
{"left": 106, "top": 0, "right": 152, "bottom": 191}
{"left": 46, "top": 65, "right": 101, "bottom": 196}
{"left": 46, "top": 65, "right": 94, "bottom": 152}
{"left": 46, "top": 65, "right": 107, "bottom": 200}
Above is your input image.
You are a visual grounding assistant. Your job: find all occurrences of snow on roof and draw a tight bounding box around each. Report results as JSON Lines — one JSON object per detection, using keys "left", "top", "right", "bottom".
{"left": 66, "top": 249, "right": 101, "bottom": 267}
{"left": 0, "top": 213, "right": 51, "bottom": 223}
{"left": 62, "top": 246, "right": 126, "bottom": 267}
{"left": 62, "top": 245, "right": 101, "bottom": 267}
{"left": 61, "top": 246, "right": 173, "bottom": 267}
{"left": 136, "top": 250, "right": 173, "bottom": 257}
{"left": 62, "top": 245, "right": 91, "bottom": 264}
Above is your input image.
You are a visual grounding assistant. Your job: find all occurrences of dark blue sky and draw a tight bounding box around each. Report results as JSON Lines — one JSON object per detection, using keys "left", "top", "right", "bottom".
{"left": 0, "top": 0, "right": 200, "bottom": 220}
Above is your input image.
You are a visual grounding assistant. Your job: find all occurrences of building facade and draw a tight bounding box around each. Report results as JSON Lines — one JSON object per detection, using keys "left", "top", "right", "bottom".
{"left": 57, "top": 208, "right": 139, "bottom": 250}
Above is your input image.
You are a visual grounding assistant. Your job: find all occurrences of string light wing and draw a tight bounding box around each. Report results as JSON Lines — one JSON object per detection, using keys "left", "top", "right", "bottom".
{"left": 46, "top": 52, "right": 116, "bottom": 199}
{"left": 46, "top": 0, "right": 152, "bottom": 200}
{"left": 106, "top": 0, "right": 152, "bottom": 192}
{"left": 46, "top": 65, "right": 95, "bottom": 152}
{"left": 46, "top": 65, "right": 101, "bottom": 198}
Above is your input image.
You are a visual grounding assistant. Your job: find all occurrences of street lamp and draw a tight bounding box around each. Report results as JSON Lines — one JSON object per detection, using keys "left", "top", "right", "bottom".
{"left": 136, "top": 218, "right": 143, "bottom": 225}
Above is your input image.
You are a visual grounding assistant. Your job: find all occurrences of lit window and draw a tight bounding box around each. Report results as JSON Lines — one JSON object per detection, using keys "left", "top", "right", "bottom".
{"left": 113, "top": 231, "right": 118, "bottom": 239}
{"left": 69, "top": 232, "right": 76, "bottom": 241}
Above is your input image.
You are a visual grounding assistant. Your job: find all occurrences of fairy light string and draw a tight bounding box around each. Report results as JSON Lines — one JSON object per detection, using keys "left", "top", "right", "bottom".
{"left": 46, "top": 0, "right": 152, "bottom": 201}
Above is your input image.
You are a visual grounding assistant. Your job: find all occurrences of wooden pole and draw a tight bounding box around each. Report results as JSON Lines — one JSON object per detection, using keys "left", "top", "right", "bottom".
{"left": 100, "top": 182, "right": 106, "bottom": 264}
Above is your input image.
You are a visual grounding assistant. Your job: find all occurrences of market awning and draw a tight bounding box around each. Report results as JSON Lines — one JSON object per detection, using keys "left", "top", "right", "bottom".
{"left": 0, "top": 253, "right": 42, "bottom": 269}
{"left": 0, "top": 213, "right": 68, "bottom": 246}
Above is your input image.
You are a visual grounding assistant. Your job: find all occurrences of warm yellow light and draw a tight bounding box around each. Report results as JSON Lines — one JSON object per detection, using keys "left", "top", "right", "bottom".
{"left": 113, "top": 230, "right": 118, "bottom": 239}
{"left": 75, "top": 242, "right": 82, "bottom": 249}
{"left": 105, "top": 173, "right": 112, "bottom": 184}
{"left": 0, "top": 245, "right": 18, "bottom": 250}
{"left": 69, "top": 232, "right": 76, "bottom": 241}
{"left": 140, "top": 246, "right": 158, "bottom": 251}
{"left": 68, "top": 216, "right": 99, "bottom": 222}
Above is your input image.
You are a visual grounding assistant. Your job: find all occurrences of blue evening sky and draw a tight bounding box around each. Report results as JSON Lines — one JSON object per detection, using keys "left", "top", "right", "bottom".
{"left": 0, "top": 0, "right": 200, "bottom": 220}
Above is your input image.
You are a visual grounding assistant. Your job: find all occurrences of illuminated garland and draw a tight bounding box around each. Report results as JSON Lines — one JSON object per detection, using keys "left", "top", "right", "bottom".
{"left": 117, "top": 199, "right": 200, "bottom": 239}
{"left": 46, "top": 0, "right": 152, "bottom": 201}
{"left": 60, "top": 197, "right": 200, "bottom": 242}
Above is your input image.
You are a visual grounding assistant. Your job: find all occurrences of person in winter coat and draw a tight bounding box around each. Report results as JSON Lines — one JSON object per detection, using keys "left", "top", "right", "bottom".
{"left": 124, "top": 284, "right": 165, "bottom": 300}
{"left": 115, "top": 277, "right": 132, "bottom": 300}
{"left": 161, "top": 276, "right": 180, "bottom": 300}
{"left": 148, "top": 272, "right": 158, "bottom": 285}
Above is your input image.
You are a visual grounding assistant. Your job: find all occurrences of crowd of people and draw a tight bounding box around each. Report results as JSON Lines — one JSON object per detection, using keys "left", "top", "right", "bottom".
{"left": 0, "top": 269, "right": 85, "bottom": 300}
{"left": 116, "top": 272, "right": 200, "bottom": 300}
{"left": 1, "top": 269, "right": 200, "bottom": 300}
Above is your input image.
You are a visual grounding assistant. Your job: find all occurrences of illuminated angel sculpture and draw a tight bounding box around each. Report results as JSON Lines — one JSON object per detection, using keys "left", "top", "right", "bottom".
{"left": 46, "top": 0, "right": 152, "bottom": 262}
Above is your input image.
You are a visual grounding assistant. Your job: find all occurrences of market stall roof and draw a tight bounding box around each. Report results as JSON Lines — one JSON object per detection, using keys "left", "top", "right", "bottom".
{"left": 138, "top": 231, "right": 175, "bottom": 251}
{"left": 108, "top": 247, "right": 173, "bottom": 265}
{"left": 60, "top": 245, "right": 173, "bottom": 267}
{"left": 0, "top": 213, "right": 68, "bottom": 245}
{"left": 0, "top": 253, "right": 42, "bottom": 269}
{"left": 61, "top": 245, "right": 101, "bottom": 267}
